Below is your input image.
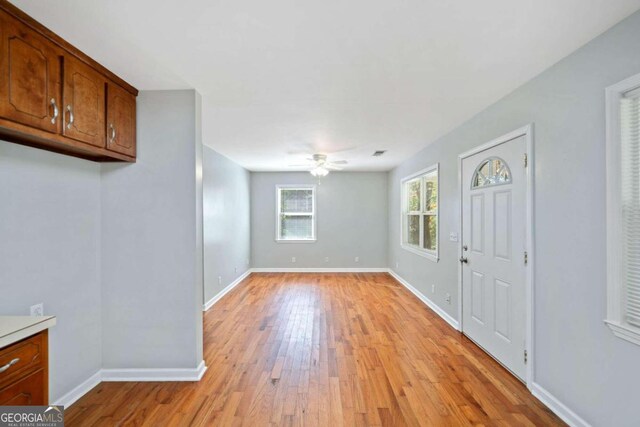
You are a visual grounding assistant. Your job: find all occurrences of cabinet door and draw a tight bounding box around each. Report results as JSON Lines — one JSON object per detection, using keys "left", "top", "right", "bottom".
{"left": 0, "top": 369, "right": 44, "bottom": 406}
{"left": 0, "top": 11, "right": 61, "bottom": 133}
{"left": 63, "top": 55, "right": 105, "bottom": 147}
{"left": 106, "top": 82, "right": 135, "bottom": 157}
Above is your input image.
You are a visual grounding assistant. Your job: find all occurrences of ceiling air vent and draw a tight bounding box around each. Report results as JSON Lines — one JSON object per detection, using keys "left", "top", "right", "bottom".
{"left": 372, "top": 150, "right": 387, "bottom": 157}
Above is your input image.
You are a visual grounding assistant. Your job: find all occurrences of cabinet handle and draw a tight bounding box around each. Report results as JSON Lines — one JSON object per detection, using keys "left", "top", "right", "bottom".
{"left": 66, "top": 105, "right": 74, "bottom": 129}
{"left": 50, "top": 98, "right": 59, "bottom": 124}
{"left": 0, "top": 358, "right": 20, "bottom": 373}
{"left": 109, "top": 123, "right": 116, "bottom": 143}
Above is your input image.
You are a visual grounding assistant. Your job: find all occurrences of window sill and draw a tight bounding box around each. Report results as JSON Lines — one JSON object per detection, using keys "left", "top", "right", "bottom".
{"left": 276, "top": 239, "right": 317, "bottom": 244}
{"left": 604, "top": 320, "right": 640, "bottom": 346}
{"left": 401, "top": 244, "right": 438, "bottom": 262}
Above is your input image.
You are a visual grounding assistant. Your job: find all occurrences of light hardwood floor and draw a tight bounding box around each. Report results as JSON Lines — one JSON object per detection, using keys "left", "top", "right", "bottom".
{"left": 66, "top": 273, "right": 563, "bottom": 426}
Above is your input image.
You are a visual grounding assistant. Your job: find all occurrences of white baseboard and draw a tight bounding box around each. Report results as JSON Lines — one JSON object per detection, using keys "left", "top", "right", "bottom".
{"left": 530, "top": 382, "right": 590, "bottom": 427}
{"left": 203, "top": 270, "right": 252, "bottom": 311}
{"left": 53, "top": 370, "right": 102, "bottom": 408}
{"left": 388, "top": 269, "right": 460, "bottom": 331}
{"left": 251, "top": 267, "right": 389, "bottom": 273}
{"left": 53, "top": 361, "right": 207, "bottom": 409}
{"left": 101, "top": 360, "right": 207, "bottom": 382}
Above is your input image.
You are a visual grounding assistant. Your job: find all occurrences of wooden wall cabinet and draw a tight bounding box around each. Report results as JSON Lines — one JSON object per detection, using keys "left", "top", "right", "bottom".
{"left": 0, "top": 1, "right": 137, "bottom": 162}
{"left": 106, "top": 82, "right": 136, "bottom": 157}
{"left": 63, "top": 56, "right": 106, "bottom": 148}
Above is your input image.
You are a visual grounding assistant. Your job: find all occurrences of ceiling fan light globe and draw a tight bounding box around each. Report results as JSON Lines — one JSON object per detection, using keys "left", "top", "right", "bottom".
{"left": 310, "top": 166, "right": 329, "bottom": 177}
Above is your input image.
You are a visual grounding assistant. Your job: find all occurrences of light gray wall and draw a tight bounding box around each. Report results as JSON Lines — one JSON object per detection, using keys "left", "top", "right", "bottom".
{"left": 101, "top": 90, "right": 204, "bottom": 370}
{"left": 388, "top": 11, "right": 640, "bottom": 426}
{"left": 203, "top": 147, "right": 250, "bottom": 303}
{"left": 252, "top": 172, "right": 387, "bottom": 268}
{"left": 0, "top": 142, "right": 102, "bottom": 402}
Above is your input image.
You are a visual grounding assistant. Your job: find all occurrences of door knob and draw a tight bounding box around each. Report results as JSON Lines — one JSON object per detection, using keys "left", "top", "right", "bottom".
{"left": 459, "top": 257, "right": 468, "bottom": 264}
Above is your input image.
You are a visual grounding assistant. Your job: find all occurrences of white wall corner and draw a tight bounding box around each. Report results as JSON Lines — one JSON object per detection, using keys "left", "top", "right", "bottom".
{"left": 388, "top": 269, "right": 460, "bottom": 331}
{"left": 203, "top": 270, "right": 252, "bottom": 311}
{"left": 530, "top": 382, "right": 591, "bottom": 427}
{"left": 52, "top": 370, "right": 102, "bottom": 409}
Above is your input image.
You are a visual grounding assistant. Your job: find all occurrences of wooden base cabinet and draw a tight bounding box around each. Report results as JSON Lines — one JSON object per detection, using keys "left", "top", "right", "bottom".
{"left": 0, "top": 330, "right": 48, "bottom": 406}
{"left": 0, "top": 0, "right": 137, "bottom": 162}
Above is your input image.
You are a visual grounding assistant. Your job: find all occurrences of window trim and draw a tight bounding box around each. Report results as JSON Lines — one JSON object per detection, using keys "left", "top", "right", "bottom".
{"left": 605, "top": 72, "right": 640, "bottom": 346}
{"left": 275, "top": 184, "right": 317, "bottom": 243}
{"left": 400, "top": 164, "right": 439, "bottom": 262}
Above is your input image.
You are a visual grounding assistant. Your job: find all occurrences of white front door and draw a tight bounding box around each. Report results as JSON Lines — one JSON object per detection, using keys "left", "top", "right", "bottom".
{"left": 461, "top": 135, "right": 527, "bottom": 380}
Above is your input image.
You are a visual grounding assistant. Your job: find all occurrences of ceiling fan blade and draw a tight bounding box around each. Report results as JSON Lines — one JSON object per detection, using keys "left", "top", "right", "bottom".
{"left": 325, "top": 165, "right": 343, "bottom": 171}
{"left": 330, "top": 160, "right": 348, "bottom": 165}
{"left": 288, "top": 164, "right": 313, "bottom": 167}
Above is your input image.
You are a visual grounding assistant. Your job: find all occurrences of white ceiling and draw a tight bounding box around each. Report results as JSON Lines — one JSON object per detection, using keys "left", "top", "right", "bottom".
{"left": 13, "top": 0, "right": 640, "bottom": 171}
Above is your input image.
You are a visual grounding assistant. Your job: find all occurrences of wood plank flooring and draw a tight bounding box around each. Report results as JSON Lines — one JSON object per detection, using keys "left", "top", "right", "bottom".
{"left": 65, "top": 273, "right": 563, "bottom": 426}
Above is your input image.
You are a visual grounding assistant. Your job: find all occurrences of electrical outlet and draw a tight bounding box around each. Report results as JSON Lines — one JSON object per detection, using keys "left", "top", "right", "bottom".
{"left": 30, "top": 303, "right": 43, "bottom": 316}
{"left": 395, "top": 261, "right": 399, "bottom": 269}
{"left": 355, "top": 256, "right": 359, "bottom": 263}
{"left": 234, "top": 267, "right": 238, "bottom": 273}
{"left": 324, "top": 257, "right": 329, "bottom": 263}
{"left": 246, "top": 259, "right": 250, "bottom": 266}
{"left": 431, "top": 284, "right": 435, "bottom": 294}
{"left": 218, "top": 276, "right": 222, "bottom": 285}
{"left": 291, "top": 257, "right": 296, "bottom": 263}
{"left": 445, "top": 293, "right": 451, "bottom": 304}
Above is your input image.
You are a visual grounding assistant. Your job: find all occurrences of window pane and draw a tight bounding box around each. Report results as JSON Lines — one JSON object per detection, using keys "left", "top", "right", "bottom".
{"left": 407, "top": 215, "right": 420, "bottom": 245}
{"left": 472, "top": 157, "right": 512, "bottom": 188}
{"left": 407, "top": 180, "right": 421, "bottom": 211}
{"left": 280, "top": 215, "right": 313, "bottom": 239}
{"left": 423, "top": 215, "right": 437, "bottom": 251}
{"left": 281, "top": 189, "right": 313, "bottom": 213}
{"left": 425, "top": 174, "right": 438, "bottom": 212}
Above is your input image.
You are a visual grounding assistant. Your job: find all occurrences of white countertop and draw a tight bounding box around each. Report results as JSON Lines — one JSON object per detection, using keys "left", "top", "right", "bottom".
{"left": 0, "top": 316, "right": 56, "bottom": 349}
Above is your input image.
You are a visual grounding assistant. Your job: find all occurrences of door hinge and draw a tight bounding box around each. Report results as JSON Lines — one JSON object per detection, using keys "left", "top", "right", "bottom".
{"left": 524, "top": 349, "right": 528, "bottom": 364}
{"left": 524, "top": 251, "right": 528, "bottom": 265}
{"left": 523, "top": 153, "right": 528, "bottom": 168}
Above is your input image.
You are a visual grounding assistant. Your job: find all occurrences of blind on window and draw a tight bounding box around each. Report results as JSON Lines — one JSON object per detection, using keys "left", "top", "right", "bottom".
{"left": 281, "top": 189, "right": 313, "bottom": 213}
{"left": 621, "top": 87, "right": 640, "bottom": 327}
{"left": 279, "top": 188, "right": 313, "bottom": 239}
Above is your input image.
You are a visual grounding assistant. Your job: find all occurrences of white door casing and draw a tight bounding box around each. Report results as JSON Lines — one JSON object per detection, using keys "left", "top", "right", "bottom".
{"left": 459, "top": 128, "right": 533, "bottom": 383}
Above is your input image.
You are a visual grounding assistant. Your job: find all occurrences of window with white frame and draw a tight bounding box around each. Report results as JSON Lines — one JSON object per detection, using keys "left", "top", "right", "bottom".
{"left": 606, "top": 73, "right": 640, "bottom": 346}
{"left": 401, "top": 165, "right": 438, "bottom": 260}
{"left": 276, "top": 185, "right": 316, "bottom": 242}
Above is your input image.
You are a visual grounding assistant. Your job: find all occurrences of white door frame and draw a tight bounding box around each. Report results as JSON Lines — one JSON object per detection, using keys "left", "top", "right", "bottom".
{"left": 457, "top": 124, "right": 535, "bottom": 388}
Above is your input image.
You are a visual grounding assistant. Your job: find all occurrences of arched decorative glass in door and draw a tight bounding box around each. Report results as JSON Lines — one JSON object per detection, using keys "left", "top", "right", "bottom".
{"left": 471, "top": 157, "right": 512, "bottom": 188}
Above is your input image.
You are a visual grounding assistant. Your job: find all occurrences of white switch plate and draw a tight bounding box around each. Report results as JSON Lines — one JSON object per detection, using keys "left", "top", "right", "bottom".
{"left": 449, "top": 232, "right": 458, "bottom": 242}
{"left": 395, "top": 261, "right": 399, "bottom": 269}
{"left": 218, "top": 276, "right": 222, "bottom": 285}
{"left": 324, "top": 257, "right": 329, "bottom": 263}
{"left": 431, "top": 284, "right": 435, "bottom": 293}
{"left": 30, "top": 303, "right": 43, "bottom": 316}
{"left": 291, "top": 257, "right": 296, "bottom": 263}
{"left": 234, "top": 267, "right": 238, "bottom": 273}
{"left": 445, "top": 293, "right": 451, "bottom": 304}
{"left": 355, "top": 256, "right": 359, "bottom": 263}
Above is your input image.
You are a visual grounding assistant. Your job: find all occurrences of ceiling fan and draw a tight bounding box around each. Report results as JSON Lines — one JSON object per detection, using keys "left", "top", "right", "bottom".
{"left": 289, "top": 154, "right": 348, "bottom": 177}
